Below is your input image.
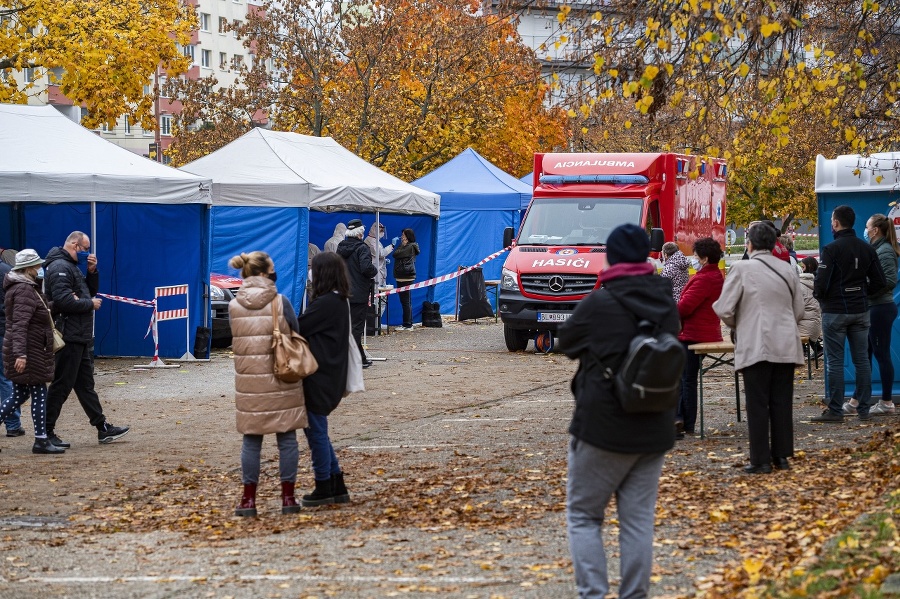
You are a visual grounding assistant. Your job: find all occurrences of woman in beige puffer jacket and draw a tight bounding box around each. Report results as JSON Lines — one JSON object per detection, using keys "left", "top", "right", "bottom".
{"left": 228, "top": 251, "right": 307, "bottom": 517}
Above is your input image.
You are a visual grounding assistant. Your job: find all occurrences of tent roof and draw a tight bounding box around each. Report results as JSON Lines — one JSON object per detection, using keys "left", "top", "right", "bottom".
{"left": 0, "top": 104, "right": 211, "bottom": 204}
{"left": 815, "top": 153, "right": 900, "bottom": 193}
{"left": 413, "top": 148, "right": 532, "bottom": 211}
{"left": 180, "top": 129, "right": 440, "bottom": 216}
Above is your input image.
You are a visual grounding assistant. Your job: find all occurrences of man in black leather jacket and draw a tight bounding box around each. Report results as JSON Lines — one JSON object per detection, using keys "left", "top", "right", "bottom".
{"left": 558, "top": 223, "right": 680, "bottom": 599}
{"left": 43, "top": 231, "right": 129, "bottom": 447}
{"left": 811, "top": 205, "right": 886, "bottom": 422}
{"left": 336, "top": 219, "right": 378, "bottom": 368}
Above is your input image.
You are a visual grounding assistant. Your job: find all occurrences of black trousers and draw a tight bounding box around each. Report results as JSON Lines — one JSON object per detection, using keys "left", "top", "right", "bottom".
{"left": 349, "top": 301, "right": 369, "bottom": 363}
{"left": 741, "top": 361, "right": 794, "bottom": 465}
{"left": 46, "top": 341, "right": 106, "bottom": 433}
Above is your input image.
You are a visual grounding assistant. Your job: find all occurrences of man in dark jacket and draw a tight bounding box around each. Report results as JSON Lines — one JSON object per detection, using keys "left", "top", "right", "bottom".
{"left": 336, "top": 219, "right": 378, "bottom": 368}
{"left": 812, "top": 205, "right": 886, "bottom": 422}
{"left": 558, "top": 223, "right": 680, "bottom": 599}
{"left": 0, "top": 258, "right": 24, "bottom": 437}
{"left": 43, "top": 231, "right": 129, "bottom": 447}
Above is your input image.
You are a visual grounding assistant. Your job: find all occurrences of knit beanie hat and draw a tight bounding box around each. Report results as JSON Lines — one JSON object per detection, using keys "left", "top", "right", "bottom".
{"left": 606, "top": 224, "right": 650, "bottom": 265}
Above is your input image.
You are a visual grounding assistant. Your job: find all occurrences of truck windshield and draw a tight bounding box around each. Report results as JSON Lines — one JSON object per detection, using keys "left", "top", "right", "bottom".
{"left": 518, "top": 198, "right": 643, "bottom": 246}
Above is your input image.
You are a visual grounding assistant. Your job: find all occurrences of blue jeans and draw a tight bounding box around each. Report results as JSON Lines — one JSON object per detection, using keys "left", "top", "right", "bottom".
{"left": 822, "top": 312, "right": 871, "bottom": 415}
{"left": 567, "top": 438, "right": 665, "bottom": 599}
{"left": 303, "top": 412, "right": 341, "bottom": 481}
{"left": 0, "top": 335, "right": 20, "bottom": 432}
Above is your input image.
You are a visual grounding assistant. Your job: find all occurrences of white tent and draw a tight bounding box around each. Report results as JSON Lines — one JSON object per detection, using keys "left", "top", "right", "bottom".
{"left": 0, "top": 104, "right": 210, "bottom": 204}
{"left": 0, "top": 103, "right": 213, "bottom": 358}
{"left": 180, "top": 128, "right": 440, "bottom": 216}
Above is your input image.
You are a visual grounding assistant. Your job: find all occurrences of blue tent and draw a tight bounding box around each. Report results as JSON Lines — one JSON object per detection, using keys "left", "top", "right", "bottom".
{"left": 0, "top": 104, "right": 212, "bottom": 358}
{"left": 815, "top": 153, "right": 900, "bottom": 401}
{"left": 413, "top": 149, "right": 531, "bottom": 315}
{"left": 182, "top": 130, "right": 440, "bottom": 325}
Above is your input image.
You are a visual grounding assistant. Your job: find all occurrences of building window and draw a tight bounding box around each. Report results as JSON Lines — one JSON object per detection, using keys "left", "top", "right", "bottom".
{"left": 23, "top": 67, "right": 35, "bottom": 83}
{"left": 219, "top": 52, "right": 228, "bottom": 70}
{"left": 219, "top": 16, "right": 228, "bottom": 33}
{"left": 232, "top": 20, "right": 241, "bottom": 39}
{"left": 101, "top": 123, "right": 112, "bottom": 133}
{"left": 199, "top": 12, "right": 210, "bottom": 31}
{"left": 124, "top": 115, "right": 131, "bottom": 135}
{"left": 183, "top": 44, "right": 195, "bottom": 64}
{"left": 49, "top": 67, "right": 64, "bottom": 84}
{"left": 160, "top": 115, "right": 172, "bottom": 136}
{"left": 232, "top": 54, "right": 243, "bottom": 70}
{"left": 201, "top": 49, "right": 211, "bottom": 68}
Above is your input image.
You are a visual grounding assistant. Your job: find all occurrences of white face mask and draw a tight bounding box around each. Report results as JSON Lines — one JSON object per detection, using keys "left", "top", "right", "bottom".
{"left": 689, "top": 256, "right": 701, "bottom": 270}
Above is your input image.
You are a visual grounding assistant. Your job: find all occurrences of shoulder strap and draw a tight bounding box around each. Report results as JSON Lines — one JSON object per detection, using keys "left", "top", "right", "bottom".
{"left": 752, "top": 256, "right": 794, "bottom": 300}
{"left": 33, "top": 287, "right": 54, "bottom": 325}
{"left": 271, "top": 296, "right": 283, "bottom": 334}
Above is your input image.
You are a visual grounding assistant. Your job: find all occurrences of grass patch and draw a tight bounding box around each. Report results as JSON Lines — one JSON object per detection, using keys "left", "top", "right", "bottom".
{"left": 764, "top": 489, "right": 900, "bottom": 597}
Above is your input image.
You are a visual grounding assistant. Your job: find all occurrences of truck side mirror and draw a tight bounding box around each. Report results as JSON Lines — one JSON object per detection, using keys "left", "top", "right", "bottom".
{"left": 649, "top": 228, "right": 665, "bottom": 252}
{"left": 503, "top": 227, "right": 514, "bottom": 248}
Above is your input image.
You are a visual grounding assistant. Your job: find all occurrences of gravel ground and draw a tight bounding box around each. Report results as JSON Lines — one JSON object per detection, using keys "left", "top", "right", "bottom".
{"left": 0, "top": 318, "right": 887, "bottom": 598}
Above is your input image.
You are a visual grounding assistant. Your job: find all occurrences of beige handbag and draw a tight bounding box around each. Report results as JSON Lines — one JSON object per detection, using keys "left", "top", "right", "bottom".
{"left": 271, "top": 297, "right": 318, "bottom": 383}
{"left": 35, "top": 291, "right": 65, "bottom": 353}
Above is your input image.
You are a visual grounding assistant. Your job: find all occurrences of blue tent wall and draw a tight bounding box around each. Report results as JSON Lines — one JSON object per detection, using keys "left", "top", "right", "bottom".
{"left": 15, "top": 202, "right": 209, "bottom": 358}
{"left": 308, "top": 212, "right": 437, "bottom": 326}
{"left": 413, "top": 149, "right": 530, "bottom": 315}
{"left": 210, "top": 206, "right": 309, "bottom": 309}
{"left": 817, "top": 191, "right": 900, "bottom": 400}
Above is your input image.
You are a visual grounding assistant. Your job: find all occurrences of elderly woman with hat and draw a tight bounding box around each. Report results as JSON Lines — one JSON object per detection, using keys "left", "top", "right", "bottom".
{"left": 0, "top": 250, "right": 64, "bottom": 454}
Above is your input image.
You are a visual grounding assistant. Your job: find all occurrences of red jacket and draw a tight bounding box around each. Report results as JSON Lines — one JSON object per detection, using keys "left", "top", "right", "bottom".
{"left": 677, "top": 264, "right": 724, "bottom": 343}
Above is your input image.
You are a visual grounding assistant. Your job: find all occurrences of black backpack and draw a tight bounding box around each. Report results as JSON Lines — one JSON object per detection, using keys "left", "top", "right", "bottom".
{"left": 595, "top": 293, "right": 685, "bottom": 413}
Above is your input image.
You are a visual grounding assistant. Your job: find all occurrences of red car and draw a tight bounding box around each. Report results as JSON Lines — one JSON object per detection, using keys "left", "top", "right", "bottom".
{"left": 209, "top": 273, "right": 243, "bottom": 347}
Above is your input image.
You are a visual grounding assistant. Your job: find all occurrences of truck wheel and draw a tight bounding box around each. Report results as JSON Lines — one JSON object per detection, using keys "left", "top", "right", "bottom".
{"left": 504, "top": 325, "right": 530, "bottom": 352}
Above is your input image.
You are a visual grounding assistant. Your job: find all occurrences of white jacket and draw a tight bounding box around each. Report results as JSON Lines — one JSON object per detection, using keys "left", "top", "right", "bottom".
{"left": 713, "top": 251, "right": 805, "bottom": 370}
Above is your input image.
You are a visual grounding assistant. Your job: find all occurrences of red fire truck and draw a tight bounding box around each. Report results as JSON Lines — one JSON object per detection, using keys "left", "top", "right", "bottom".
{"left": 499, "top": 152, "right": 727, "bottom": 351}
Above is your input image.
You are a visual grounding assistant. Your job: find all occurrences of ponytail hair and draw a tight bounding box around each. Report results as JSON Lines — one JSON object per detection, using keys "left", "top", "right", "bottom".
{"left": 869, "top": 213, "right": 900, "bottom": 257}
{"left": 228, "top": 251, "right": 272, "bottom": 278}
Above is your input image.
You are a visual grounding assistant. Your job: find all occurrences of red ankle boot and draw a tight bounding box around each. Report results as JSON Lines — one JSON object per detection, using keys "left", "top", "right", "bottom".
{"left": 281, "top": 481, "right": 301, "bottom": 514}
{"left": 235, "top": 483, "right": 257, "bottom": 517}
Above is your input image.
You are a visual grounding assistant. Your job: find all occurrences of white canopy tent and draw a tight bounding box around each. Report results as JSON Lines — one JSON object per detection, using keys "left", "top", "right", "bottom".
{"left": 0, "top": 104, "right": 210, "bottom": 204}
{"left": 181, "top": 128, "right": 440, "bottom": 216}
{"left": 0, "top": 103, "right": 213, "bottom": 358}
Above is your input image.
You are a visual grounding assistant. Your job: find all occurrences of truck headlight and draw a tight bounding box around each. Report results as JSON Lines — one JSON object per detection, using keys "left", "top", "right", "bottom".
{"left": 209, "top": 285, "right": 225, "bottom": 301}
{"left": 501, "top": 268, "right": 519, "bottom": 292}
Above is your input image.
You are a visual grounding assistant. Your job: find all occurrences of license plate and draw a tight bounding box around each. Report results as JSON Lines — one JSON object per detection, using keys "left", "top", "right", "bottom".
{"left": 537, "top": 312, "right": 571, "bottom": 323}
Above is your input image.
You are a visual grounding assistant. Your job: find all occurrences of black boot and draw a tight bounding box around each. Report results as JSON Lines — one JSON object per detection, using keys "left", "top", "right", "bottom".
{"left": 301, "top": 478, "right": 335, "bottom": 507}
{"left": 33, "top": 438, "right": 65, "bottom": 455}
{"left": 332, "top": 472, "right": 350, "bottom": 504}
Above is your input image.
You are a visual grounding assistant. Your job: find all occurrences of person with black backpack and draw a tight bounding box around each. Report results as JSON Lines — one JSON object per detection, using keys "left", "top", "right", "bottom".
{"left": 558, "top": 223, "right": 681, "bottom": 599}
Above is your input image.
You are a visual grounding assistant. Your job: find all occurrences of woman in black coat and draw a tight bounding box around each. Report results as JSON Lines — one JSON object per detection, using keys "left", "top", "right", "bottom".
{"left": 297, "top": 252, "right": 352, "bottom": 506}
{"left": 0, "top": 250, "right": 64, "bottom": 455}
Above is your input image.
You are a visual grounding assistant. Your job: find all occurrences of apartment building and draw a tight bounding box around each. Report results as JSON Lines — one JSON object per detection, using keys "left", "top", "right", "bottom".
{"left": 15, "top": 0, "right": 261, "bottom": 162}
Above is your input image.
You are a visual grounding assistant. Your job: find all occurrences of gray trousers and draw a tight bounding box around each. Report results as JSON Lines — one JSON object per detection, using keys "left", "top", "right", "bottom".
{"left": 567, "top": 438, "right": 666, "bottom": 599}
{"left": 241, "top": 431, "right": 299, "bottom": 484}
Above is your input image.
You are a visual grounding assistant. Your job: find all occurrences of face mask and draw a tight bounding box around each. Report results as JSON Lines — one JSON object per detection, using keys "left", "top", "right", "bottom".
{"left": 37, "top": 267, "right": 44, "bottom": 280}
{"left": 863, "top": 229, "right": 870, "bottom": 242}
{"left": 268, "top": 272, "right": 278, "bottom": 284}
{"left": 379, "top": 231, "right": 385, "bottom": 239}
{"left": 689, "top": 256, "right": 701, "bottom": 270}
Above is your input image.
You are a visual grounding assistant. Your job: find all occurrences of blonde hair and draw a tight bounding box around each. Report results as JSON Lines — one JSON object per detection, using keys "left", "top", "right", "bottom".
{"left": 229, "top": 251, "right": 272, "bottom": 278}
{"left": 869, "top": 213, "right": 900, "bottom": 257}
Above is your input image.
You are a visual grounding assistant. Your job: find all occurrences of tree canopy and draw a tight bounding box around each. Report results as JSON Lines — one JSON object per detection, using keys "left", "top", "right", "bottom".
{"left": 537, "top": 0, "right": 900, "bottom": 224}
{"left": 0, "top": 0, "right": 196, "bottom": 129}
{"left": 167, "top": 0, "right": 567, "bottom": 178}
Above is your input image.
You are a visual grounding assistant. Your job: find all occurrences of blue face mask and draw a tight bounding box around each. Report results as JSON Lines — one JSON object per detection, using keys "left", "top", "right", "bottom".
{"left": 863, "top": 229, "right": 870, "bottom": 242}
{"left": 76, "top": 251, "right": 90, "bottom": 276}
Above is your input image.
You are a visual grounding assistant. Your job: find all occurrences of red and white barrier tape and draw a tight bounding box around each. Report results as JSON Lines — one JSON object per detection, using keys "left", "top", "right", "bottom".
{"left": 373, "top": 245, "right": 513, "bottom": 298}
{"left": 96, "top": 293, "right": 155, "bottom": 308}
{"left": 97, "top": 293, "right": 160, "bottom": 358}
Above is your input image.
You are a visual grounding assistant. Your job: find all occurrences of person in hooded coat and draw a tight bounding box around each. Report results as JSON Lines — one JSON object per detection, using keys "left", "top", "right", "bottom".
{"left": 558, "top": 224, "right": 680, "bottom": 599}
{"left": 0, "top": 250, "right": 62, "bottom": 454}
{"left": 323, "top": 223, "right": 347, "bottom": 254}
{"left": 365, "top": 221, "right": 394, "bottom": 288}
{"left": 336, "top": 219, "right": 378, "bottom": 368}
{"left": 228, "top": 250, "right": 307, "bottom": 517}
{"left": 659, "top": 242, "right": 689, "bottom": 303}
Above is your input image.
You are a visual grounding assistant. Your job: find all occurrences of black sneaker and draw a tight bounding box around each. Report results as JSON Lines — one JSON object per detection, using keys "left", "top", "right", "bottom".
{"left": 810, "top": 410, "right": 844, "bottom": 423}
{"left": 5, "top": 428, "right": 25, "bottom": 437}
{"left": 48, "top": 433, "right": 71, "bottom": 448}
{"left": 98, "top": 423, "right": 130, "bottom": 444}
